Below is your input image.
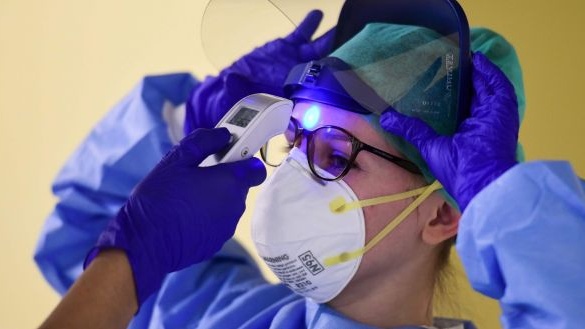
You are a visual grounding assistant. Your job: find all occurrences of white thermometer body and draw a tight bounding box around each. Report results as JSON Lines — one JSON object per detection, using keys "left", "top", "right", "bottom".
{"left": 200, "top": 93, "right": 293, "bottom": 166}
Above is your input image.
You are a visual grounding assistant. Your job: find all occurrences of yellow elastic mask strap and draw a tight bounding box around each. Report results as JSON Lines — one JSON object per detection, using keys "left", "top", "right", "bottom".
{"left": 324, "top": 180, "right": 443, "bottom": 267}
{"left": 329, "top": 185, "right": 432, "bottom": 214}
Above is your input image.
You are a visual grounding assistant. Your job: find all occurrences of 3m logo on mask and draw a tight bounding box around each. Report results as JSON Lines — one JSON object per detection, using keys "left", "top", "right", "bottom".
{"left": 299, "top": 251, "right": 324, "bottom": 275}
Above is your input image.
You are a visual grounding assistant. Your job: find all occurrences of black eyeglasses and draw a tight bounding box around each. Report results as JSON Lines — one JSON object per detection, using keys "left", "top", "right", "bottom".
{"left": 260, "top": 118, "right": 422, "bottom": 181}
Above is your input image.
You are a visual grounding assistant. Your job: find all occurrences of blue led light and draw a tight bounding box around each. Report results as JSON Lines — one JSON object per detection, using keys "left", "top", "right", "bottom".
{"left": 302, "top": 105, "right": 321, "bottom": 130}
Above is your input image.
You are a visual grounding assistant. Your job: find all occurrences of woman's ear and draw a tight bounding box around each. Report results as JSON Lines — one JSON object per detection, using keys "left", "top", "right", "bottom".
{"left": 421, "top": 201, "right": 461, "bottom": 246}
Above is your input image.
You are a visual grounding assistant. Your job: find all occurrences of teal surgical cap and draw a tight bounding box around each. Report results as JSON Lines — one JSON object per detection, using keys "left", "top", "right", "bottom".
{"left": 329, "top": 23, "right": 525, "bottom": 205}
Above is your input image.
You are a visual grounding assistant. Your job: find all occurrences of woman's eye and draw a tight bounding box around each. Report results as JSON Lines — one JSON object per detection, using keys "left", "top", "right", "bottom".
{"left": 328, "top": 153, "right": 352, "bottom": 170}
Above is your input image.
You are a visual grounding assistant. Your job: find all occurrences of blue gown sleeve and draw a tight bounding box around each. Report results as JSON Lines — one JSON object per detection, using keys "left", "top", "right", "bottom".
{"left": 34, "top": 72, "right": 290, "bottom": 329}
{"left": 456, "top": 161, "right": 585, "bottom": 329}
{"left": 34, "top": 73, "right": 197, "bottom": 294}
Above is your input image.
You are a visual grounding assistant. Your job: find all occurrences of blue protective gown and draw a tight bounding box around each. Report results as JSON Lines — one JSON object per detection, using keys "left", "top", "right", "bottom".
{"left": 35, "top": 74, "right": 583, "bottom": 328}
{"left": 457, "top": 161, "right": 585, "bottom": 329}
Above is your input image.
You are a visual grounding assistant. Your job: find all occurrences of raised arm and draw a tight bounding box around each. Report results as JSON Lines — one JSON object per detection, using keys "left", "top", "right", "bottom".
{"left": 39, "top": 128, "right": 267, "bottom": 329}
{"left": 39, "top": 250, "right": 137, "bottom": 329}
{"left": 34, "top": 73, "right": 196, "bottom": 294}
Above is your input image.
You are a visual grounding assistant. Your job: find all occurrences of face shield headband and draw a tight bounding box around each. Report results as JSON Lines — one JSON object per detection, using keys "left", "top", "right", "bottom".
{"left": 284, "top": 57, "right": 387, "bottom": 114}
{"left": 284, "top": 0, "right": 471, "bottom": 129}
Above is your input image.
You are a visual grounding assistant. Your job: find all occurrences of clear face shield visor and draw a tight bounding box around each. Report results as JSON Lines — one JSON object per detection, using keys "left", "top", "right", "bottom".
{"left": 202, "top": 0, "right": 471, "bottom": 170}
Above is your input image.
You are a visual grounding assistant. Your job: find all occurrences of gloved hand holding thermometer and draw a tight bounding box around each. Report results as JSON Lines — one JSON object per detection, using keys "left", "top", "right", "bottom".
{"left": 200, "top": 94, "right": 292, "bottom": 166}
{"left": 84, "top": 127, "right": 267, "bottom": 307}
{"left": 379, "top": 52, "right": 519, "bottom": 211}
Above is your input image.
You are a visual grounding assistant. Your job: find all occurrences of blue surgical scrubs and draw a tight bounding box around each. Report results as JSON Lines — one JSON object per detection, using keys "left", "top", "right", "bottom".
{"left": 35, "top": 74, "right": 584, "bottom": 329}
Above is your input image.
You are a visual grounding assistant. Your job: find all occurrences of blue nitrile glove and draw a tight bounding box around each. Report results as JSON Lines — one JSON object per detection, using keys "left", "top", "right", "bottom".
{"left": 185, "top": 10, "right": 335, "bottom": 132}
{"left": 380, "top": 52, "right": 519, "bottom": 211}
{"left": 84, "top": 128, "right": 267, "bottom": 306}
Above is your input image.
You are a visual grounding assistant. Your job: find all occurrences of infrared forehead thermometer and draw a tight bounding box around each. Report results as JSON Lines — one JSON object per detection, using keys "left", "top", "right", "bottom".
{"left": 200, "top": 93, "right": 293, "bottom": 166}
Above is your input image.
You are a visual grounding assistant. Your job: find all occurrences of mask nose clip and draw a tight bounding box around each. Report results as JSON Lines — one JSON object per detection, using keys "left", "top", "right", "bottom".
{"left": 310, "top": 174, "right": 327, "bottom": 186}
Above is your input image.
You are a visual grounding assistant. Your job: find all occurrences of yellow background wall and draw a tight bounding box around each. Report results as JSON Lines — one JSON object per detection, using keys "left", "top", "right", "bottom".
{"left": 1, "top": 1, "right": 583, "bottom": 328}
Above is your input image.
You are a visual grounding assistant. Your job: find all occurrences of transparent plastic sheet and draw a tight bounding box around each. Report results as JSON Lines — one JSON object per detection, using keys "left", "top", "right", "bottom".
{"left": 323, "top": 0, "right": 470, "bottom": 122}
{"left": 202, "top": 0, "right": 471, "bottom": 166}
{"left": 201, "top": 0, "right": 343, "bottom": 71}
{"left": 202, "top": 0, "right": 469, "bottom": 120}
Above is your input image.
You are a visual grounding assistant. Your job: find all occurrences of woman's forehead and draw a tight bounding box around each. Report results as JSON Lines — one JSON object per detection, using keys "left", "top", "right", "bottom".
{"left": 292, "top": 101, "right": 371, "bottom": 131}
{"left": 291, "top": 101, "right": 396, "bottom": 153}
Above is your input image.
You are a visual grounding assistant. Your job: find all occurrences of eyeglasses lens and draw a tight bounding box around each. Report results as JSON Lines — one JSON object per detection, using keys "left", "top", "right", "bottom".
{"left": 308, "top": 127, "right": 353, "bottom": 180}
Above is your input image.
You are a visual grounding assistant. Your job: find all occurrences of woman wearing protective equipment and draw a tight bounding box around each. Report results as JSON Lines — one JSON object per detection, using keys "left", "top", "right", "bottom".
{"left": 36, "top": 7, "right": 585, "bottom": 329}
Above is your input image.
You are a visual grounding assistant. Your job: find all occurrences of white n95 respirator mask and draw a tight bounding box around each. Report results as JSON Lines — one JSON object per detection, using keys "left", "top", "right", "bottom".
{"left": 251, "top": 147, "right": 441, "bottom": 303}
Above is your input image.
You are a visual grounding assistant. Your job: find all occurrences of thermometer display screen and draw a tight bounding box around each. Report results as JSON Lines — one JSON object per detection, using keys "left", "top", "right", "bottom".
{"left": 228, "top": 107, "right": 259, "bottom": 128}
